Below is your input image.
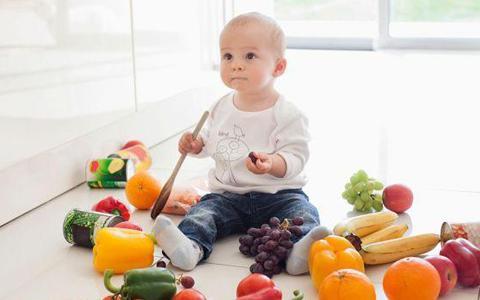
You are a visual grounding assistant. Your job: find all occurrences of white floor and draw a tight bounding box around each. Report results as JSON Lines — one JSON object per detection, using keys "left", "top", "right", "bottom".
{"left": 2, "top": 50, "right": 480, "bottom": 299}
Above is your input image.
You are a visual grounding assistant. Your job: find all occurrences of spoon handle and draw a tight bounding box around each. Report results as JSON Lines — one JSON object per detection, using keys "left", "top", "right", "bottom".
{"left": 169, "top": 111, "right": 209, "bottom": 179}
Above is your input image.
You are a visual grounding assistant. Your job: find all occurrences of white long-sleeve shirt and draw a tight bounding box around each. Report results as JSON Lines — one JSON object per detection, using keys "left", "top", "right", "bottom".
{"left": 193, "top": 92, "right": 310, "bottom": 194}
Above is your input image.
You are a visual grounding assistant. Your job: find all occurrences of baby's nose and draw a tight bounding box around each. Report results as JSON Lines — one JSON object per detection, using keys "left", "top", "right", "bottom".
{"left": 232, "top": 63, "right": 244, "bottom": 71}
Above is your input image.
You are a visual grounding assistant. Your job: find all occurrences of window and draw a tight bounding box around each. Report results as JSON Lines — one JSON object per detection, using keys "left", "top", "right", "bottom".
{"left": 390, "top": 0, "right": 480, "bottom": 38}
{"left": 275, "top": 0, "right": 376, "bottom": 37}
{"left": 230, "top": 0, "right": 480, "bottom": 49}
{"left": 232, "top": 0, "right": 376, "bottom": 49}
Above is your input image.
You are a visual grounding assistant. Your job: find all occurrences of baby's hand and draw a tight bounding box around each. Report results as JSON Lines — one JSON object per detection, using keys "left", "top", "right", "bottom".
{"left": 245, "top": 152, "right": 273, "bottom": 174}
{"left": 178, "top": 132, "right": 204, "bottom": 155}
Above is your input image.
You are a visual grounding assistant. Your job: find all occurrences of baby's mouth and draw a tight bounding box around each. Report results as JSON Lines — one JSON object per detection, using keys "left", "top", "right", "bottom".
{"left": 231, "top": 77, "right": 247, "bottom": 81}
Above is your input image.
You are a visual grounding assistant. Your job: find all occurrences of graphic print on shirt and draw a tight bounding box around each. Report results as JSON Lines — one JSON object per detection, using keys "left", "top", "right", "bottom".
{"left": 214, "top": 124, "right": 249, "bottom": 184}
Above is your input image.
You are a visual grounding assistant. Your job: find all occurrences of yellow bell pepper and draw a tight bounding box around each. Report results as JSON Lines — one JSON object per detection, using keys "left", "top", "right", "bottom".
{"left": 93, "top": 227, "right": 154, "bottom": 274}
{"left": 308, "top": 235, "right": 365, "bottom": 290}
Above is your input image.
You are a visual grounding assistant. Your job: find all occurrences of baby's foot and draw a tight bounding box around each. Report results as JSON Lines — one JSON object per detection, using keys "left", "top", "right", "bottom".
{"left": 152, "top": 215, "right": 203, "bottom": 271}
{"left": 286, "top": 225, "right": 331, "bottom": 275}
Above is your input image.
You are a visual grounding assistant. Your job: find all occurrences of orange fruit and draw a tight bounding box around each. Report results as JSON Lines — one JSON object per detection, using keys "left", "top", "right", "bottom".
{"left": 383, "top": 257, "right": 441, "bottom": 300}
{"left": 319, "top": 269, "right": 376, "bottom": 300}
{"left": 125, "top": 171, "right": 161, "bottom": 209}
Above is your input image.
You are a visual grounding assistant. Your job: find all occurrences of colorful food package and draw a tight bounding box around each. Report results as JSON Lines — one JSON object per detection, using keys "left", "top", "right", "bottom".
{"left": 162, "top": 177, "right": 208, "bottom": 215}
{"left": 63, "top": 209, "right": 124, "bottom": 248}
{"left": 441, "top": 221, "right": 480, "bottom": 248}
{"left": 87, "top": 158, "right": 135, "bottom": 188}
{"left": 86, "top": 140, "right": 151, "bottom": 189}
{"left": 110, "top": 140, "right": 152, "bottom": 173}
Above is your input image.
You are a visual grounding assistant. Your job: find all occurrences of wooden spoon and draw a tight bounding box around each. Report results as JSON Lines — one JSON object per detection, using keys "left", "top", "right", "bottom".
{"left": 151, "top": 111, "right": 209, "bottom": 219}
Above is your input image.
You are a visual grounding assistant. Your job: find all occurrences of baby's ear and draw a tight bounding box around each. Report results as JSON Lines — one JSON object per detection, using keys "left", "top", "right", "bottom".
{"left": 273, "top": 58, "right": 287, "bottom": 77}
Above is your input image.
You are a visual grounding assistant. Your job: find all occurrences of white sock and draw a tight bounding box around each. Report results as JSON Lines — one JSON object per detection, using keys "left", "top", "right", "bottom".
{"left": 152, "top": 215, "right": 203, "bottom": 271}
{"left": 286, "top": 225, "right": 332, "bottom": 275}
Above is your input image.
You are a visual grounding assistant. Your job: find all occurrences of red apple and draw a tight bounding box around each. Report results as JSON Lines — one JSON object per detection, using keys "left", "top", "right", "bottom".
{"left": 440, "top": 239, "right": 480, "bottom": 287}
{"left": 425, "top": 255, "right": 458, "bottom": 296}
{"left": 382, "top": 184, "right": 413, "bottom": 213}
{"left": 121, "top": 140, "right": 144, "bottom": 150}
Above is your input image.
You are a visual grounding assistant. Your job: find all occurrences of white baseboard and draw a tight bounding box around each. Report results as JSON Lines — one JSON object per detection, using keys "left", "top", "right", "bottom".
{"left": 0, "top": 86, "right": 225, "bottom": 226}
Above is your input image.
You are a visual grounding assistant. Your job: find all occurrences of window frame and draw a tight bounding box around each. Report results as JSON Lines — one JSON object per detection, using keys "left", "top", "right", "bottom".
{"left": 228, "top": 0, "right": 480, "bottom": 50}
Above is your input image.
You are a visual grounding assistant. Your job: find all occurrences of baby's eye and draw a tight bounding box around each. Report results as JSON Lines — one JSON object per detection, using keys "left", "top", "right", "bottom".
{"left": 223, "top": 53, "right": 233, "bottom": 60}
{"left": 246, "top": 52, "right": 256, "bottom": 60}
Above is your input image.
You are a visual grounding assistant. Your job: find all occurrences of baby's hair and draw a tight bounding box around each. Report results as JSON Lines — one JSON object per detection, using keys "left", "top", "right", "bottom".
{"left": 221, "top": 12, "right": 286, "bottom": 58}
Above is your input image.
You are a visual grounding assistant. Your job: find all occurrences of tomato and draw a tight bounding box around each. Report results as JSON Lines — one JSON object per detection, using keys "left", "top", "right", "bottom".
{"left": 172, "top": 288, "right": 207, "bottom": 300}
{"left": 113, "top": 221, "right": 143, "bottom": 231}
{"left": 236, "top": 274, "right": 275, "bottom": 297}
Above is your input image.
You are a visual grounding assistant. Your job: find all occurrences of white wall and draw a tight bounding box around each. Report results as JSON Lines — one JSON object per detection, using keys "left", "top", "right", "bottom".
{"left": 0, "top": 0, "right": 224, "bottom": 225}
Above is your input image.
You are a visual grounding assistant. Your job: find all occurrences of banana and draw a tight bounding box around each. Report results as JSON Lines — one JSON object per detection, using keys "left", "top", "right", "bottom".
{"left": 333, "top": 211, "right": 398, "bottom": 237}
{"left": 363, "top": 233, "right": 440, "bottom": 253}
{"left": 360, "top": 233, "right": 440, "bottom": 265}
{"left": 361, "top": 223, "right": 409, "bottom": 245}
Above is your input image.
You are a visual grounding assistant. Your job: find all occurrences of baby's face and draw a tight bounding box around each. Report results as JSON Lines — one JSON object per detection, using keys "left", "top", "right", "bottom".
{"left": 220, "top": 23, "right": 281, "bottom": 94}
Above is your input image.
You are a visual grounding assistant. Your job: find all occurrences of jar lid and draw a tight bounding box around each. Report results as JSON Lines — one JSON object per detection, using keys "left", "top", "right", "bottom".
{"left": 440, "top": 222, "right": 453, "bottom": 245}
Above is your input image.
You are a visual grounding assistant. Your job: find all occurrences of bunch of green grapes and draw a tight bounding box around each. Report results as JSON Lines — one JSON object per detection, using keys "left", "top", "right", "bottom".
{"left": 342, "top": 170, "right": 384, "bottom": 213}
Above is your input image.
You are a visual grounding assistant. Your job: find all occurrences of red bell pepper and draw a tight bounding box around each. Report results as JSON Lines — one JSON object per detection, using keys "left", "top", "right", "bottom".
{"left": 92, "top": 196, "right": 130, "bottom": 221}
{"left": 236, "top": 286, "right": 282, "bottom": 300}
{"left": 236, "top": 288, "right": 304, "bottom": 300}
{"left": 440, "top": 238, "right": 480, "bottom": 287}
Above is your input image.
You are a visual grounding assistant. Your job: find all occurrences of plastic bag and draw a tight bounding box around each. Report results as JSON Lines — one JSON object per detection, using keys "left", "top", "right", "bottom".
{"left": 162, "top": 177, "right": 209, "bottom": 215}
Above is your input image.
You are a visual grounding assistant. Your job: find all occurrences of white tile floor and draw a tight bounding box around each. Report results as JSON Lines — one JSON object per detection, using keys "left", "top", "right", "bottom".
{"left": 0, "top": 135, "right": 477, "bottom": 300}
{"left": 2, "top": 50, "right": 480, "bottom": 299}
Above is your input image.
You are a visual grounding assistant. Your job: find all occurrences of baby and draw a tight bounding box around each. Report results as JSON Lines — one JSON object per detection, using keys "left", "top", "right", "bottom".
{"left": 153, "top": 12, "right": 330, "bottom": 275}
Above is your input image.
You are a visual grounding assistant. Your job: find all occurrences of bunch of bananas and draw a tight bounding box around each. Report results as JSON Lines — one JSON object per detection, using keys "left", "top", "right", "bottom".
{"left": 334, "top": 211, "right": 440, "bottom": 265}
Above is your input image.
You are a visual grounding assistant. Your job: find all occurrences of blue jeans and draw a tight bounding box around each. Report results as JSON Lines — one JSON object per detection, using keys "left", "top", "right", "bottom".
{"left": 178, "top": 188, "right": 320, "bottom": 260}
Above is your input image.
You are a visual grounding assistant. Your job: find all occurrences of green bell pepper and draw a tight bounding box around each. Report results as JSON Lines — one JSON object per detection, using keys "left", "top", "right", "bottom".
{"left": 104, "top": 267, "right": 177, "bottom": 300}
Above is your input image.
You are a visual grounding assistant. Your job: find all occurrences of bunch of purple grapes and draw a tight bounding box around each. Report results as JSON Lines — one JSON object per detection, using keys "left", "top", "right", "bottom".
{"left": 238, "top": 216, "right": 304, "bottom": 277}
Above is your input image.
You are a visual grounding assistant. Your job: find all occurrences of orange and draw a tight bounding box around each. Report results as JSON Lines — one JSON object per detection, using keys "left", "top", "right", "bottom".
{"left": 383, "top": 257, "right": 441, "bottom": 300}
{"left": 125, "top": 171, "right": 161, "bottom": 209}
{"left": 319, "top": 269, "right": 376, "bottom": 300}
